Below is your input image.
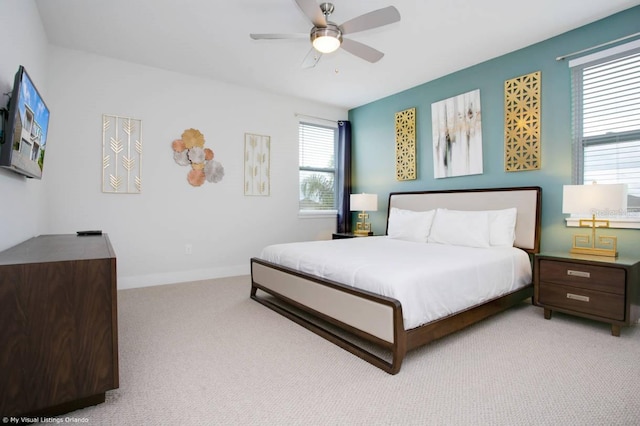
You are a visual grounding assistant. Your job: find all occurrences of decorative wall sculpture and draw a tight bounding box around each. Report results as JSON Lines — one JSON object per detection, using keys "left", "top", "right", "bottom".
{"left": 504, "top": 71, "right": 541, "bottom": 171}
{"left": 395, "top": 107, "right": 416, "bottom": 181}
{"left": 171, "top": 128, "right": 224, "bottom": 187}
{"left": 102, "top": 114, "right": 142, "bottom": 193}
{"left": 244, "top": 133, "right": 270, "bottom": 196}
{"left": 431, "top": 89, "right": 483, "bottom": 178}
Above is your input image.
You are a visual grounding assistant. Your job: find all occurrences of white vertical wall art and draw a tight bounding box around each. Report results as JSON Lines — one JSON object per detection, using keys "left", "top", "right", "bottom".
{"left": 431, "top": 89, "right": 483, "bottom": 178}
{"left": 102, "top": 114, "right": 142, "bottom": 193}
{"left": 244, "top": 133, "right": 270, "bottom": 196}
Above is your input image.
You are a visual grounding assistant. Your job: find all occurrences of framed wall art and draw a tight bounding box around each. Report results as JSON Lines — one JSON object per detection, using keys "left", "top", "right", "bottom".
{"left": 504, "top": 71, "right": 541, "bottom": 172}
{"left": 431, "top": 89, "right": 483, "bottom": 178}
{"left": 244, "top": 133, "right": 270, "bottom": 196}
{"left": 395, "top": 107, "right": 417, "bottom": 181}
{"left": 102, "top": 114, "right": 142, "bottom": 193}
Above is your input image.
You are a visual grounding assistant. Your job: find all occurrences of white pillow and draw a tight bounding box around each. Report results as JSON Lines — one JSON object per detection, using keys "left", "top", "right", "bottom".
{"left": 487, "top": 208, "right": 518, "bottom": 247}
{"left": 387, "top": 208, "right": 435, "bottom": 242}
{"left": 427, "top": 209, "right": 491, "bottom": 248}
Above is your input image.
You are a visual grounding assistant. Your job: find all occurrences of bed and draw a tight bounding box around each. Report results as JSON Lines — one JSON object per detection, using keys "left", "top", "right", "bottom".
{"left": 250, "top": 186, "right": 542, "bottom": 374}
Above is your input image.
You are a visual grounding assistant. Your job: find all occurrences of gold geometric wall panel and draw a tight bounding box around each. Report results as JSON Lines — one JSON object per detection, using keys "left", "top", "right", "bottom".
{"left": 504, "top": 71, "right": 541, "bottom": 172}
{"left": 102, "top": 114, "right": 142, "bottom": 193}
{"left": 395, "top": 107, "right": 416, "bottom": 181}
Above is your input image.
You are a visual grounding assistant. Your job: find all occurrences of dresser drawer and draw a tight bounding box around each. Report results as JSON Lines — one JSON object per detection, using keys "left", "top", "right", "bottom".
{"left": 538, "top": 282, "right": 625, "bottom": 320}
{"left": 538, "top": 259, "right": 625, "bottom": 295}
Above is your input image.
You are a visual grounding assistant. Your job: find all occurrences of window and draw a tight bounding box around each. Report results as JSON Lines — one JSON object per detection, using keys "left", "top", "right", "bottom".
{"left": 571, "top": 41, "right": 640, "bottom": 221}
{"left": 299, "top": 122, "right": 337, "bottom": 211}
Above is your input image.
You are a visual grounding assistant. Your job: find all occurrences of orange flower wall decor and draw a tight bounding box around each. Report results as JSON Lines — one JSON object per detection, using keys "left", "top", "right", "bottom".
{"left": 171, "top": 128, "right": 225, "bottom": 187}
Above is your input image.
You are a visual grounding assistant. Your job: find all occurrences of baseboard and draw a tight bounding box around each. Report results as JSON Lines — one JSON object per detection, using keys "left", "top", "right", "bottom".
{"left": 117, "top": 264, "right": 250, "bottom": 290}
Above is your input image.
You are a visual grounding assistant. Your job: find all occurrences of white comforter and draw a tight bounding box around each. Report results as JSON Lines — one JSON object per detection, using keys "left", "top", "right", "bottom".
{"left": 259, "top": 236, "right": 532, "bottom": 330}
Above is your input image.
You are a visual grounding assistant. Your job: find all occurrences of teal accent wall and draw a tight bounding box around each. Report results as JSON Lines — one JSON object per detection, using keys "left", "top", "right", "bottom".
{"left": 349, "top": 6, "right": 640, "bottom": 255}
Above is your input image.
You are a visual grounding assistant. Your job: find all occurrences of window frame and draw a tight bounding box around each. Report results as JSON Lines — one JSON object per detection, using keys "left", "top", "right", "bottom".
{"left": 298, "top": 121, "right": 338, "bottom": 216}
{"left": 569, "top": 40, "right": 640, "bottom": 229}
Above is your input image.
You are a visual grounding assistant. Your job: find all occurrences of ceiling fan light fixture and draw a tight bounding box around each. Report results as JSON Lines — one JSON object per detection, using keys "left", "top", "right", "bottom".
{"left": 311, "top": 25, "right": 342, "bottom": 53}
{"left": 250, "top": 2, "right": 400, "bottom": 67}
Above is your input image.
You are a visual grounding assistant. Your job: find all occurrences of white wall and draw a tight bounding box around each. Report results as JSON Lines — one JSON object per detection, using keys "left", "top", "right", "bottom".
{"left": 2, "top": 1, "right": 347, "bottom": 288}
{"left": 0, "top": 0, "right": 49, "bottom": 249}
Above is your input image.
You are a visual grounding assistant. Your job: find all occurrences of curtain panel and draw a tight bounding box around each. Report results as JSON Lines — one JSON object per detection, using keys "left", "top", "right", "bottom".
{"left": 336, "top": 121, "right": 352, "bottom": 233}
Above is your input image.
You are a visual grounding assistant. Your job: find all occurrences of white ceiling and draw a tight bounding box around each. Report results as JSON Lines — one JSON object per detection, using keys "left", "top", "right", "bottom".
{"left": 35, "top": 0, "right": 639, "bottom": 109}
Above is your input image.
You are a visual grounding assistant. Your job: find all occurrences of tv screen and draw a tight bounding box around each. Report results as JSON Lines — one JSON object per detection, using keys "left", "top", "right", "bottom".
{"left": 1, "top": 65, "right": 50, "bottom": 179}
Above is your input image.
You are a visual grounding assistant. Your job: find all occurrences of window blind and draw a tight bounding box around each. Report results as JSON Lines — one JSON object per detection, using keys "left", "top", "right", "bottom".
{"left": 299, "top": 123, "right": 335, "bottom": 170}
{"left": 299, "top": 122, "right": 337, "bottom": 210}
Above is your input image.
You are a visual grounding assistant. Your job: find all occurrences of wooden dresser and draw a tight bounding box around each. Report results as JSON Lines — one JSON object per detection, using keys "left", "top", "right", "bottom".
{"left": 0, "top": 234, "right": 119, "bottom": 416}
{"left": 534, "top": 252, "right": 640, "bottom": 336}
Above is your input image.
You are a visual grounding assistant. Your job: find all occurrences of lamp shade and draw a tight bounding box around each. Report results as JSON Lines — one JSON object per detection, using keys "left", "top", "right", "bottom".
{"left": 350, "top": 193, "right": 378, "bottom": 211}
{"left": 562, "top": 184, "right": 628, "bottom": 215}
{"left": 311, "top": 25, "right": 342, "bottom": 53}
{"left": 312, "top": 35, "right": 340, "bottom": 53}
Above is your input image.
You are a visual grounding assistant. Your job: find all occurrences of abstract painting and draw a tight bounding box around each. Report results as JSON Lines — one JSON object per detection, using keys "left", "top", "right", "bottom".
{"left": 431, "top": 89, "right": 483, "bottom": 178}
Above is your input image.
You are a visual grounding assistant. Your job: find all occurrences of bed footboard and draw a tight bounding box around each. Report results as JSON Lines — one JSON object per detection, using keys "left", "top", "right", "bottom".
{"left": 251, "top": 258, "right": 407, "bottom": 374}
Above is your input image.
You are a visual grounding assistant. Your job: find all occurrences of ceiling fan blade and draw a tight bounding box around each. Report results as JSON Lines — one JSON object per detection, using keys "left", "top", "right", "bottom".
{"left": 340, "top": 38, "right": 384, "bottom": 63}
{"left": 301, "top": 47, "right": 322, "bottom": 69}
{"left": 250, "top": 33, "right": 308, "bottom": 40}
{"left": 294, "top": 0, "right": 326, "bottom": 27}
{"left": 339, "top": 6, "right": 400, "bottom": 35}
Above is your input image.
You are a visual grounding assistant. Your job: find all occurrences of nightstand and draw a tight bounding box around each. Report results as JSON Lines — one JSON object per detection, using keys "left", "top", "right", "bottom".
{"left": 534, "top": 252, "right": 640, "bottom": 336}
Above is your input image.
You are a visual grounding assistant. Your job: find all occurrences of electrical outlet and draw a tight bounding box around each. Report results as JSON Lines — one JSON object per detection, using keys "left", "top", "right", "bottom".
{"left": 185, "top": 244, "right": 192, "bottom": 255}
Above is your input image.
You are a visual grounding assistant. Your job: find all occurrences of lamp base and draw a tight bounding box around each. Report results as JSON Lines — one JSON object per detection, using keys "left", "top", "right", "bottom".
{"left": 570, "top": 246, "right": 617, "bottom": 258}
{"left": 354, "top": 211, "right": 372, "bottom": 236}
{"left": 570, "top": 216, "right": 619, "bottom": 258}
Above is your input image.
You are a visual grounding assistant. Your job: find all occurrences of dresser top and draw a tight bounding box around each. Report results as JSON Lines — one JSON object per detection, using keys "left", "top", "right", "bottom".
{"left": 0, "top": 234, "right": 116, "bottom": 265}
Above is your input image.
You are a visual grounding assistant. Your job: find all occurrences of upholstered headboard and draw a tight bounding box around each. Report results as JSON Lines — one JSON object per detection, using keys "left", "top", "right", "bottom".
{"left": 387, "top": 186, "right": 542, "bottom": 253}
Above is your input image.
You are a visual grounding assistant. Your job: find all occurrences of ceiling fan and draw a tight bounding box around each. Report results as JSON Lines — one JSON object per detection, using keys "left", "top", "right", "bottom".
{"left": 250, "top": 0, "right": 401, "bottom": 68}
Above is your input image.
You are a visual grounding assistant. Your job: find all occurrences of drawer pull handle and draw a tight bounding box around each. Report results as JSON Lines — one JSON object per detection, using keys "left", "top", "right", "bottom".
{"left": 567, "top": 293, "right": 590, "bottom": 302}
{"left": 567, "top": 270, "right": 590, "bottom": 278}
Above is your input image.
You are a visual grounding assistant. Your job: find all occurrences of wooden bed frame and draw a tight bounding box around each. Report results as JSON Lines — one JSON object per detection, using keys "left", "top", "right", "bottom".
{"left": 250, "top": 187, "right": 542, "bottom": 374}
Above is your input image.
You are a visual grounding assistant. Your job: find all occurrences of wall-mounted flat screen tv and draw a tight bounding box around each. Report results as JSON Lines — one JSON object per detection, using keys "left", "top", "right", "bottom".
{"left": 1, "top": 65, "right": 50, "bottom": 179}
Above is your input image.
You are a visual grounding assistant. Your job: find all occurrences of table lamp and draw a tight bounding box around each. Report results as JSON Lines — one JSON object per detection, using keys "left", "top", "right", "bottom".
{"left": 350, "top": 193, "right": 378, "bottom": 236}
{"left": 562, "top": 183, "right": 628, "bottom": 257}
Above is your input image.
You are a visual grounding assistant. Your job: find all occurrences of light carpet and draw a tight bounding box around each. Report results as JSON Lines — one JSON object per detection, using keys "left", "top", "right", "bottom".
{"left": 41, "top": 275, "right": 640, "bottom": 425}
